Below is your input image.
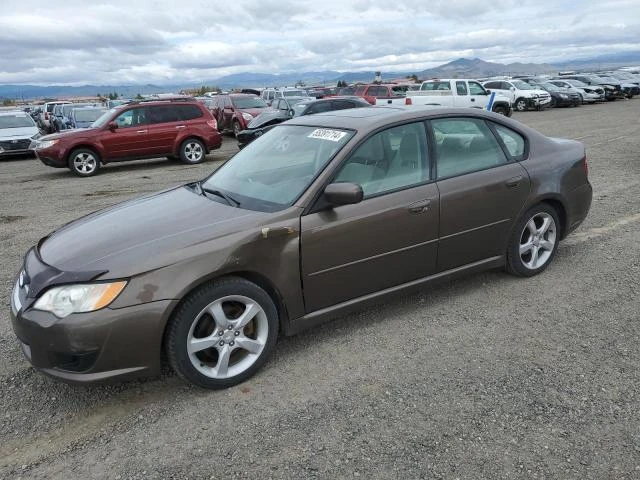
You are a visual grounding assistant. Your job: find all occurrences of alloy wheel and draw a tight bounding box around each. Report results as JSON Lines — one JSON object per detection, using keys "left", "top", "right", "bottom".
{"left": 73, "top": 152, "right": 97, "bottom": 174}
{"left": 186, "top": 295, "right": 269, "bottom": 379}
{"left": 184, "top": 141, "right": 204, "bottom": 162}
{"left": 519, "top": 212, "right": 557, "bottom": 270}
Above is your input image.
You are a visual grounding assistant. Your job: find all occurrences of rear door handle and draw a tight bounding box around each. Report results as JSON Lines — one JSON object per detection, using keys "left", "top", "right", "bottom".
{"left": 505, "top": 175, "right": 523, "bottom": 187}
{"left": 136, "top": 130, "right": 148, "bottom": 134}
{"left": 175, "top": 125, "right": 186, "bottom": 129}
{"left": 408, "top": 199, "right": 431, "bottom": 214}
{"left": 470, "top": 98, "right": 476, "bottom": 102}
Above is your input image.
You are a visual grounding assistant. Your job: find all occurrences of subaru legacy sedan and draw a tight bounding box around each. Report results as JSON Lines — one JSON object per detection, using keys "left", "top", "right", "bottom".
{"left": 10, "top": 107, "right": 592, "bottom": 389}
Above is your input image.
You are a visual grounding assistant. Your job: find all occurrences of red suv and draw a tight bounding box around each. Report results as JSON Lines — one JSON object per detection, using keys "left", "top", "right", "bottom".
{"left": 34, "top": 97, "right": 222, "bottom": 177}
{"left": 210, "top": 94, "right": 272, "bottom": 136}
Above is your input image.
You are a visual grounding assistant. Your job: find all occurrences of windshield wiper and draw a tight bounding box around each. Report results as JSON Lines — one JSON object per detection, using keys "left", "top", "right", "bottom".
{"left": 200, "top": 184, "right": 240, "bottom": 207}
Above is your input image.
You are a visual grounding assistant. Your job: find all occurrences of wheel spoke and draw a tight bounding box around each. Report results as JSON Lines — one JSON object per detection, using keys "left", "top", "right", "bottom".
{"left": 526, "top": 219, "right": 537, "bottom": 236}
{"left": 214, "top": 345, "right": 232, "bottom": 376}
{"left": 188, "top": 335, "right": 218, "bottom": 354}
{"left": 235, "top": 302, "right": 259, "bottom": 329}
{"left": 538, "top": 216, "right": 552, "bottom": 235}
{"left": 208, "top": 301, "right": 229, "bottom": 330}
{"left": 527, "top": 246, "right": 540, "bottom": 268}
{"left": 520, "top": 241, "right": 533, "bottom": 256}
{"left": 539, "top": 239, "right": 554, "bottom": 251}
{"left": 235, "top": 336, "right": 264, "bottom": 354}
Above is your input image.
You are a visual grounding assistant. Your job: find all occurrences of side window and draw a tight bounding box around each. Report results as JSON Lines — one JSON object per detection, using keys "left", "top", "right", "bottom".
{"left": 331, "top": 100, "right": 356, "bottom": 110}
{"left": 148, "top": 106, "right": 179, "bottom": 123}
{"left": 354, "top": 86, "right": 366, "bottom": 95}
{"left": 307, "top": 102, "right": 333, "bottom": 114}
{"left": 456, "top": 81, "right": 468, "bottom": 95}
{"left": 334, "top": 122, "right": 428, "bottom": 197}
{"left": 468, "top": 82, "right": 486, "bottom": 95}
{"left": 493, "top": 124, "right": 526, "bottom": 160}
{"left": 114, "top": 108, "right": 147, "bottom": 127}
{"left": 432, "top": 117, "right": 508, "bottom": 179}
{"left": 484, "top": 81, "right": 499, "bottom": 89}
{"left": 177, "top": 105, "right": 203, "bottom": 120}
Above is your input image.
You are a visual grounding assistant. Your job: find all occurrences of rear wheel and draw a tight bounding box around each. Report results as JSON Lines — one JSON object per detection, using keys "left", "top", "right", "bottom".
{"left": 68, "top": 148, "right": 100, "bottom": 177}
{"left": 506, "top": 204, "right": 560, "bottom": 277}
{"left": 179, "top": 138, "right": 206, "bottom": 164}
{"left": 492, "top": 105, "right": 508, "bottom": 116}
{"left": 165, "top": 277, "right": 279, "bottom": 389}
{"left": 233, "top": 120, "right": 242, "bottom": 138}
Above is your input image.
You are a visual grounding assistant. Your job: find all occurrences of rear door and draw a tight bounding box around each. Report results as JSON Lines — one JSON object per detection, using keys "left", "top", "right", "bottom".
{"left": 146, "top": 105, "right": 182, "bottom": 155}
{"left": 300, "top": 121, "right": 440, "bottom": 312}
{"left": 431, "top": 116, "right": 530, "bottom": 271}
{"left": 98, "top": 106, "right": 149, "bottom": 160}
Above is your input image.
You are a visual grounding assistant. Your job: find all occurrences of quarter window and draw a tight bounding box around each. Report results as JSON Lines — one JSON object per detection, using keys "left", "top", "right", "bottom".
{"left": 494, "top": 124, "right": 526, "bottom": 160}
{"left": 432, "top": 118, "right": 508, "bottom": 179}
{"left": 334, "top": 122, "right": 428, "bottom": 197}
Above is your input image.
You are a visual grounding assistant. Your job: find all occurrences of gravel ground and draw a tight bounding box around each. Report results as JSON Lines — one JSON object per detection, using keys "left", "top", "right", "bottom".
{"left": 1, "top": 101, "right": 639, "bottom": 479}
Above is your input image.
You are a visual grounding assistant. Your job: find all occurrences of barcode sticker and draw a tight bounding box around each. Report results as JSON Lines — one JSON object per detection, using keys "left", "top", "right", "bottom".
{"left": 308, "top": 129, "right": 347, "bottom": 142}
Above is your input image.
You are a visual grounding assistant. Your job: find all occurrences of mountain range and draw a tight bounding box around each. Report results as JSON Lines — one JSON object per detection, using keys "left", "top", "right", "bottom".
{"left": 1, "top": 52, "right": 639, "bottom": 100}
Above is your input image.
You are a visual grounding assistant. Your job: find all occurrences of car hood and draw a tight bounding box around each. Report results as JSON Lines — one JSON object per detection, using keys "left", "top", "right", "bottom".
{"left": 0, "top": 126, "right": 39, "bottom": 140}
{"left": 247, "top": 110, "right": 290, "bottom": 129}
{"left": 39, "top": 128, "right": 98, "bottom": 141}
{"left": 241, "top": 107, "right": 274, "bottom": 118}
{"left": 38, "top": 185, "right": 269, "bottom": 277}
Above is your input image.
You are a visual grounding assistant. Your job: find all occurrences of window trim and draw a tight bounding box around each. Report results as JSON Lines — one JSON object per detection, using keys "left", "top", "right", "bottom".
{"left": 428, "top": 116, "right": 513, "bottom": 181}
{"left": 486, "top": 121, "right": 529, "bottom": 162}
{"left": 305, "top": 120, "right": 433, "bottom": 214}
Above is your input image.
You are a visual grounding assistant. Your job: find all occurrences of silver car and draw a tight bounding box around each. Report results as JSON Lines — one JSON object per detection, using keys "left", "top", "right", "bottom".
{"left": 548, "top": 79, "right": 603, "bottom": 103}
{"left": 0, "top": 110, "right": 40, "bottom": 158}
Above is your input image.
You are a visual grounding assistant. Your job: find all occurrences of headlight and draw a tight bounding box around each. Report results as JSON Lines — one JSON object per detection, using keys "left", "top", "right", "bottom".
{"left": 36, "top": 139, "right": 59, "bottom": 149}
{"left": 34, "top": 281, "right": 127, "bottom": 318}
{"left": 560, "top": 94, "right": 568, "bottom": 98}
{"left": 531, "top": 94, "right": 539, "bottom": 98}
{"left": 31, "top": 133, "right": 41, "bottom": 140}
{"left": 241, "top": 112, "right": 253, "bottom": 122}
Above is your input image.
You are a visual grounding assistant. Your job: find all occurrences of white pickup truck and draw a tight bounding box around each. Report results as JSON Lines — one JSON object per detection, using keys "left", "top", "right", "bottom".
{"left": 404, "top": 79, "right": 513, "bottom": 116}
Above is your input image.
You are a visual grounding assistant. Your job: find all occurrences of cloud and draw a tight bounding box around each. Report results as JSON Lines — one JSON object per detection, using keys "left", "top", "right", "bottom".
{"left": 0, "top": 0, "right": 638, "bottom": 85}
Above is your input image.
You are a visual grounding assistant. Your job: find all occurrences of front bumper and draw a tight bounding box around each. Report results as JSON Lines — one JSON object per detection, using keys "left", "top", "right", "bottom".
{"left": 10, "top": 274, "right": 178, "bottom": 384}
{"left": 34, "top": 144, "right": 68, "bottom": 168}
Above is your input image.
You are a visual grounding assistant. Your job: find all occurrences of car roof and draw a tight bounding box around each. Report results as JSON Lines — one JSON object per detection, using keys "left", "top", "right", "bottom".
{"left": 0, "top": 110, "right": 29, "bottom": 116}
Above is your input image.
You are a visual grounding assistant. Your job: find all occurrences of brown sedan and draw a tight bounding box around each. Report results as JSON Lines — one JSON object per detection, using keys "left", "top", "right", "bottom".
{"left": 10, "top": 107, "right": 592, "bottom": 389}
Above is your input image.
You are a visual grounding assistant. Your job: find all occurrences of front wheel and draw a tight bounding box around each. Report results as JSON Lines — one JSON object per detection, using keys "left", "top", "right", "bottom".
{"left": 233, "top": 120, "right": 242, "bottom": 138}
{"left": 165, "top": 278, "right": 279, "bottom": 389}
{"left": 68, "top": 148, "right": 101, "bottom": 177}
{"left": 514, "top": 98, "right": 527, "bottom": 112}
{"left": 179, "top": 138, "right": 206, "bottom": 164}
{"left": 506, "top": 204, "right": 560, "bottom": 277}
{"left": 492, "top": 105, "right": 508, "bottom": 116}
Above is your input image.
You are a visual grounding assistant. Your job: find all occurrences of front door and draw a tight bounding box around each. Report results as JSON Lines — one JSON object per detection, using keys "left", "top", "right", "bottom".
{"left": 98, "top": 107, "right": 149, "bottom": 160}
{"left": 301, "top": 121, "right": 440, "bottom": 312}
{"left": 431, "top": 116, "right": 530, "bottom": 271}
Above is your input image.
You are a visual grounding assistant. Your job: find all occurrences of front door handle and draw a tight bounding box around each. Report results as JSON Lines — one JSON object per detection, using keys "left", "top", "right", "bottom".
{"left": 471, "top": 98, "right": 476, "bottom": 102}
{"left": 175, "top": 125, "right": 186, "bottom": 129}
{"left": 136, "top": 130, "right": 148, "bottom": 134}
{"left": 408, "top": 199, "right": 431, "bottom": 214}
{"left": 505, "top": 175, "right": 523, "bottom": 188}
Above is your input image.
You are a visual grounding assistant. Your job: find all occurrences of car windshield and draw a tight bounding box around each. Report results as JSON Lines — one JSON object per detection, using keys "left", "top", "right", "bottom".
{"left": 541, "top": 83, "right": 561, "bottom": 92}
{"left": 75, "top": 109, "right": 107, "bottom": 122}
{"left": 511, "top": 80, "right": 534, "bottom": 90}
{"left": 202, "top": 125, "right": 354, "bottom": 212}
{"left": 565, "top": 79, "right": 587, "bottom": 87}
{"left": 283, "top": 90, "right": 307, "bottom": 97}
{"left": 291, "top": 102, "right": 313, "bottom": 116}
{"left": 232, "top": 97, "right": 269, "bottom": 109}
{"left": 0, "top": 114, "right": 35, "bottom": 128}
{"left": 91, "top": 108, "right": 117, "bottom": 128}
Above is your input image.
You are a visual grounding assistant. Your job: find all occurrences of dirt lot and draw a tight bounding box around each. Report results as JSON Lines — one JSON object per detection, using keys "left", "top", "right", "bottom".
{"left": 1, "top": 101, "right": 639, "bottom": 479}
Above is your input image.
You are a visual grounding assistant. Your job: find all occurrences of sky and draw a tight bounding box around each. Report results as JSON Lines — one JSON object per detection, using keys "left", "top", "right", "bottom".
{"left": 2, "top": 0, "right": 639, "bottom": 86}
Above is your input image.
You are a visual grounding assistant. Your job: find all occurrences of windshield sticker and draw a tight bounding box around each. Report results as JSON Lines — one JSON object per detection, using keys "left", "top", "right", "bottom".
{"left": 308, "top": 129, "right": 347, "bottom": 142}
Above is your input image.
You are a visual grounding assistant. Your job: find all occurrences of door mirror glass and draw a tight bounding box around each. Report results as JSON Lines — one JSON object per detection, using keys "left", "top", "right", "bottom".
{"left": 324, "top": 182, "right": 363, "bottom": 206}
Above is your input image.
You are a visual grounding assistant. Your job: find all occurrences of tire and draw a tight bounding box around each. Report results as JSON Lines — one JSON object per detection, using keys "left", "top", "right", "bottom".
{"left": 506, "top": 204, "right": 561, "bottom": 277}
{"left": 179, "top": 138, "right": 206, "bottom": 164}
{"left": 549, "top": 97, "right": 556, "bottom": 108}
{"left": 579, "top": 93, "right": 584, "bottom": 105}
{"left": 233, "top": 120, "right": 242, "bottom": 138}
{"left": 68, "top": 148, "right": 101, "bottom": 177}
{"left": 514, "top": 98, "right": 527, "bottom": 112}
{"left": 165, "top": 277, "right": 279, "bottom": 389}
{"left": 492, "top": 105, "right": 508, "bottom": 116}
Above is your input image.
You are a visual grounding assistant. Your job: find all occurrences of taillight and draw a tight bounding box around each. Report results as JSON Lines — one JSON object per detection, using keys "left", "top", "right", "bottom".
{"left": 207, "top": 119, "right": 218, "bottom": 130}
{"left": 405, "top": 98, "right": 412, "bottom": 105}
{"left": 581, "top": 155, "right": 588, "bottom": 178}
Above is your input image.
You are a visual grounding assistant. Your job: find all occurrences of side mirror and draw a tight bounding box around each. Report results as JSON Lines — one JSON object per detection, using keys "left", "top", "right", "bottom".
{"left": 288, "top": 109, "right": 295, "bottom": 116}
{"left": 510, "top": 87, "right": 516, "bottom": 92}
{"left": 107, "top": 121, "right": 118, "bottom": 131}
{"left": 485, "top": 89, "right": 491, "bottom": 94}
{"left": 324, "top": 182, "right": 363, "bottom": 207}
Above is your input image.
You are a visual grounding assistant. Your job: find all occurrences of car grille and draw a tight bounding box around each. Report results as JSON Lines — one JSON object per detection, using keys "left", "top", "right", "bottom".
{"left": 0, "top": 139, "right": 31, "bottom": 151}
